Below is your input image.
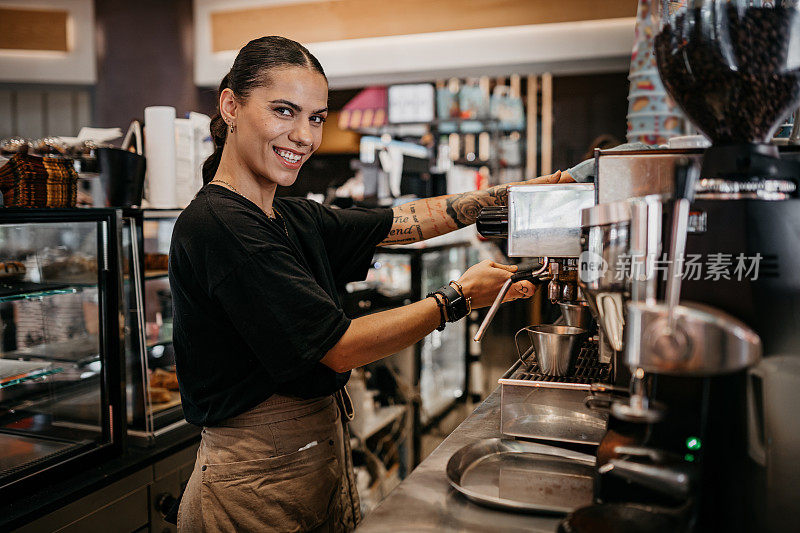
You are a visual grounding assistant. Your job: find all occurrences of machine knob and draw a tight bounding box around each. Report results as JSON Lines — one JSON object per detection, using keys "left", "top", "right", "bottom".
{"left": 155, "top": 492, "right": 178, "bottom": 518}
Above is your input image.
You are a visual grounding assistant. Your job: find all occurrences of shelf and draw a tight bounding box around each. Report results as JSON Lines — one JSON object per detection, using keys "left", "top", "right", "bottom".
{"left": 144, "top": 270, "right": 169, "bottom": 281}
{"left": 350, "top": 405, "right": 407, "bottom": 440}
{"left": 3, "top": 336, "right": 100, "bottom": 366}
{"left": 0, "top": 281, "right": 78, "bottom": 303}
{"left": 0, "top": 432, "right": 78, "bottom": 479}
{"left": 359, "top": 117, "right": 525, "bottom": 135}
{"left": 147, "top": 390, "right": 182, "bottom": 414}
{"left": 0, "top": 360, "right": 64, "bottom": 390}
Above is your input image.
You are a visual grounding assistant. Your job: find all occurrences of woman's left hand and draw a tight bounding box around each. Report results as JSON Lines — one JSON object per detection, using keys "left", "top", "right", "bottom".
{"left": 521, "top": 170, "right": 575, "bottom": 185}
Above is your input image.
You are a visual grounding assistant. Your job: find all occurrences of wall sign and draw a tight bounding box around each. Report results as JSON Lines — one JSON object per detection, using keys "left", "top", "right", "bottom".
{"left": 388, "top": 84, "right": 435, "bottom": 124}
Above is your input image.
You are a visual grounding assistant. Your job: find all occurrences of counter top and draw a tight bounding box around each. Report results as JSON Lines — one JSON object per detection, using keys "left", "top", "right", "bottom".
{"left": 358, "top": 387, "right": 578, "bottom": 533}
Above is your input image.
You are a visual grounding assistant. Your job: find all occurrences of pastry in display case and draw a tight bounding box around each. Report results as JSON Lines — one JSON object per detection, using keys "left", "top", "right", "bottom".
{"left": 122, "top": 209, "right": 191, "bottom": 444}
{"left": 0, "top": 209, "right": 125, "bottom": 497}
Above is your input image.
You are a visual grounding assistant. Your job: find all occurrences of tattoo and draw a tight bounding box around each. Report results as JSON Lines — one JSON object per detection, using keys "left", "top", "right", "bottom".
{"left": 387, "top": 226, "right": 421, "bottom": 237}
{"left": 445, "top": 192, "right": 488, "bottom": 228}
{"left": 381, "top": 237, "right": 413, "bottom": 245}
{"left": 381, "top": 204, "right": 424, "bottom": 245}
{"left": 488, "top": 184, "right": 509, "bottom": 206}
{"left": 445, "top": 184, "right": 511, "bottom": 228}
{"left": 409, "top": 206, "right": 423, "bottom": 240}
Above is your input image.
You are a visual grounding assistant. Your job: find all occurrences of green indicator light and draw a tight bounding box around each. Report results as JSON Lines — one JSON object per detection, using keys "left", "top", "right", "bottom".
{"left": 686, "top": 437, "right": 702, "bottom": 451}
{"left": 684, "top": 453, "right": 695, "bottom": 462}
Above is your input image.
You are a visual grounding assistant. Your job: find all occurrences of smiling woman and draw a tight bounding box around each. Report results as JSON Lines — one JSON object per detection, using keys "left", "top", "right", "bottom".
{"left": 201, "top": 37, "right": 329, "bottom": 205}
{"left": 170, "top": 35, "right": 552, "bottom": 533}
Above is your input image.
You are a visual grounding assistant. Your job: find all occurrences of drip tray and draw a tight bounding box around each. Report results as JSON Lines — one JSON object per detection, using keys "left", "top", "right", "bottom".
{"left": 499, "top": 342, "right": 610, "bottom": 445}
{"left": 446, "top": 438, "right": 596, "bottom": 514}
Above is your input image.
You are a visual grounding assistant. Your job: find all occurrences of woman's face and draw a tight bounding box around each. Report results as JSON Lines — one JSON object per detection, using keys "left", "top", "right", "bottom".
{"left": 229, "top": 66, "right": 328, "bottom": 187}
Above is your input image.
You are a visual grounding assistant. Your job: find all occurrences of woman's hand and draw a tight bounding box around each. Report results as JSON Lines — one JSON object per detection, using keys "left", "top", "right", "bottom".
{"left": 322, "top": 260, "right": 535, "bottom": 373}
{"left": 456, "top": 260, "right": 536, "bottom": 309}
{"left": 519, "top": 170, "right": 575, "bottom": 186}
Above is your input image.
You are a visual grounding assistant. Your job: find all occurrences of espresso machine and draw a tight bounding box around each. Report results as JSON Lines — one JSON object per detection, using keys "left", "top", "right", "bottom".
{"left": 566, "top": 2, "right": 800, "bottom": 531}
{"left": 474, "top": 182, "right": 637, "bottom": 447}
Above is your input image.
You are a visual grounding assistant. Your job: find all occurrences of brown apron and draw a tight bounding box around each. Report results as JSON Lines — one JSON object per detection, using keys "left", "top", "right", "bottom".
{"left": 178, "top": 389, "right": 361, "bottom": 532}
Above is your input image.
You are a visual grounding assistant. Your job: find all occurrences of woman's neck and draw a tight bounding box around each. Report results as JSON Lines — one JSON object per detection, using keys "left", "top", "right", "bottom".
{"left": 213, "top": 146, "right": 278, "bottom": 217}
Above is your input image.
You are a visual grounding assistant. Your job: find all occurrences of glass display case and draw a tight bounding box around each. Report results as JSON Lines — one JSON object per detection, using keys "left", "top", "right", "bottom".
{"left": 345, "top": 242, "right": 473, "bottom": 425}
{"left": 417, "top": 246, "right": 469, "bottom": 423}
{"left": 0, "top": 209, "right": 125, "bottom": 496}
{"left": 122, "top": 209, "right": 189, "bottom": 444}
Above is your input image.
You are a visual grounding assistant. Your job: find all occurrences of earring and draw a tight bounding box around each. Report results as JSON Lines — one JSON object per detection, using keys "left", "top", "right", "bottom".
{"left": 229, "top": 122, "right": 235, "bottom": 134}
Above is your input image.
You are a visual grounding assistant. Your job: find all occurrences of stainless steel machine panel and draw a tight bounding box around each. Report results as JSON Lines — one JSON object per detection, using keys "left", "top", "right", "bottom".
{"left": 596, "top": 149, "right": 702, "bottom": 204}
{"left": 508, "top": 183, "right": 595, "bottom": 257}
{"left": 498, "top": 345, "right": 610, "bottom": 445}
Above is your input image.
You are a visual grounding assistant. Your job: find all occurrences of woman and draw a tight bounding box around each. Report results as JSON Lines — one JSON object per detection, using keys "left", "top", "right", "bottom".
{"left": 170, "top": 36, "right": 571, "bottom": 532}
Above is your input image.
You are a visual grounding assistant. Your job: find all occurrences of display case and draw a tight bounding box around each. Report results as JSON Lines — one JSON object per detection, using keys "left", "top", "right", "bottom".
{"left": 416, "top": 246, "right": 470, "bottom": 422}
{"left": 122, "top": 209, "right": 190, "bottom": 444}
{"left": 343, "top": 241, "right": 475, "bottom": 464}
{"left": 0, "top": 209, "right": 125, "bottom": 496}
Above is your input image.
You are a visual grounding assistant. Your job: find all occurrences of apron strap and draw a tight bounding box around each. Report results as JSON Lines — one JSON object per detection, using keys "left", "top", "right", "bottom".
{"left": 335, "top": 385, "right": 355, "bottom": 421}
{"left": 334, "top": 386, "right": 362, "bottom": 528}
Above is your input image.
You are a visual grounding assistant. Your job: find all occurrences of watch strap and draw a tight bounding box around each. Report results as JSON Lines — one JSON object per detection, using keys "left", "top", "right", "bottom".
{"left": 436, "top": 284, "right": 469, "bottom": 322}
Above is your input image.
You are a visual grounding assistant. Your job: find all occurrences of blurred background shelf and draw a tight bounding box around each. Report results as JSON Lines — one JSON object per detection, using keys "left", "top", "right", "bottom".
{"left": 0, "top": 282, "right": 76, "bottom": 303}
{"left": 350, "top": 404, "right": 407, "bottom": 441}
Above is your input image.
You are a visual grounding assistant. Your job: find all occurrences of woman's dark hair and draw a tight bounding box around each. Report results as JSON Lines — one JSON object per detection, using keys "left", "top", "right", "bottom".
{"left": 202, "top": 36, "right": 326, "bottom": 185}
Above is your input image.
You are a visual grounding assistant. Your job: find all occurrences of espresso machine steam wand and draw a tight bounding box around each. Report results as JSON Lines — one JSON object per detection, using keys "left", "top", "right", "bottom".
{"left": 473, "top": 258, "right": 550, "bottom": 342}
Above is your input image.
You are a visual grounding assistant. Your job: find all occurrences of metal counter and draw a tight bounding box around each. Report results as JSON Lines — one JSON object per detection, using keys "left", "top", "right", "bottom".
{"left": 358, "top": 387, "right": 580, "bottom": 532}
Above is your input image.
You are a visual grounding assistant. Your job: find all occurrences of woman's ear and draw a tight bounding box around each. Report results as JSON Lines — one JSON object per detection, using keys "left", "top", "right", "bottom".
{"left": 219, "top": 88, "right": 238, "bottom": 125}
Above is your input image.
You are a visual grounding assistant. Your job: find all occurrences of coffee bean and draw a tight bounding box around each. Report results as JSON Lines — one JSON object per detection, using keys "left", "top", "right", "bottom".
{"left": 654, "top": 5, "right": 800, "bottom": 144}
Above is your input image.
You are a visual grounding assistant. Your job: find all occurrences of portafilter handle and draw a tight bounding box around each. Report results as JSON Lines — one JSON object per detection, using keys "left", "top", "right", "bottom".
{"left": 473, "top": 258, "right": 549, "bottom": 342}
{"left": 598, "top": 457, "right": 691, "bottom": 502}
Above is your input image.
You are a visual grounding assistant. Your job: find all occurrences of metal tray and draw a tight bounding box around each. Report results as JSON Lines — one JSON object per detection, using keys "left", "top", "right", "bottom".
{"left": 446, "top": 438, "right": 596, "bottom": 514}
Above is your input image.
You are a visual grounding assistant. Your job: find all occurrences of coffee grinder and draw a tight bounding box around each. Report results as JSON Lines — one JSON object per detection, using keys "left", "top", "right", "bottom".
{"left": 585, "top": 2, "right": 800, "bottom": 531}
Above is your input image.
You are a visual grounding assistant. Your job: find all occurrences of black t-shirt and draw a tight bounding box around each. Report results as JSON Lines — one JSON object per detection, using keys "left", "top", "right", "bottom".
{"left": 168, "top": 185, "right": 393, "bottom": 427}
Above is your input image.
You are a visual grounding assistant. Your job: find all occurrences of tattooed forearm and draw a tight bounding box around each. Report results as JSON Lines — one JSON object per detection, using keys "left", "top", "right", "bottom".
{"left": 445, "top": 194, "right": 484, "bottom": 228}
{"left": 381, "top": 203, "right": 424, "bottom": 245}
{"left": 379, "top": 170, "right": 566, "bottom": 246}
{"left": 488, "top": 184, "right": 509, "bottom": 206}
{"left": 445, "top": 184, "right": 510, "bottom": 228}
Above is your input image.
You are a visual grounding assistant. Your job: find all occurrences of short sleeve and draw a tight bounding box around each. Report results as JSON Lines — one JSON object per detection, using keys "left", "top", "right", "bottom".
{"left": 212, "top": 245, "right": 351, "bottom": 383}
{"left": 314, "top": 204, "right": 393, "bottom": 285}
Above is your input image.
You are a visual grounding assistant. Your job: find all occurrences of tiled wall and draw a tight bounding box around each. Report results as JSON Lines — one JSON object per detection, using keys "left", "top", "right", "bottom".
{"left": 0, "top": 87, "right": 93, "bottom": 139}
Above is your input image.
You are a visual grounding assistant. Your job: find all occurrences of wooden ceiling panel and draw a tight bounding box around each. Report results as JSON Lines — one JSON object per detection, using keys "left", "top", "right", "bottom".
{"left": 210, "top": 0, "right": 636, "bottom": 52}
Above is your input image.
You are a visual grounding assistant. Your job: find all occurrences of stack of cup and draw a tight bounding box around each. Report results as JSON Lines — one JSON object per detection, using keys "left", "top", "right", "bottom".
{"left": 626, "top": 0, "right": 686, "bottom": 146}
